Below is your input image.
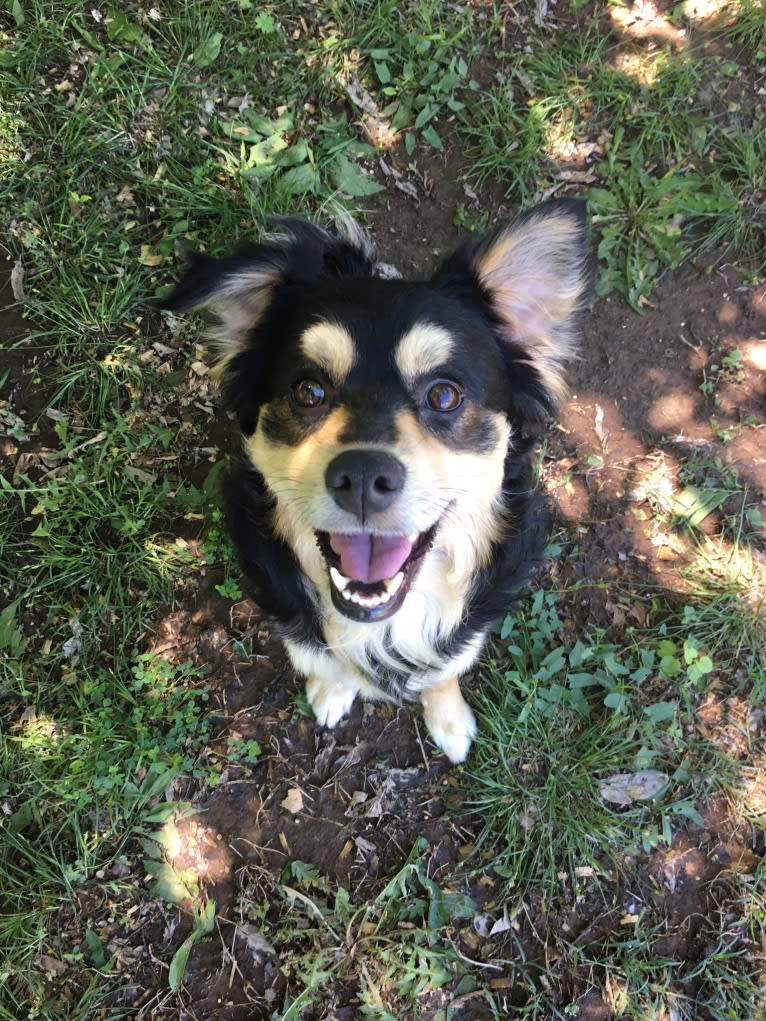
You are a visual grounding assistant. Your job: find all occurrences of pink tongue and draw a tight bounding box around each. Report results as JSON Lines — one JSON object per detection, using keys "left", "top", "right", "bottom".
{"left": 329, "top": 533, "right": 413, "bottom": 584}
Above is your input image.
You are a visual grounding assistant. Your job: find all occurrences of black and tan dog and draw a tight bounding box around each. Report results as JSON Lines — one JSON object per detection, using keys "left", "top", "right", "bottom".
{"left": 161, "top": 199, "right": 590, "bottom": 762}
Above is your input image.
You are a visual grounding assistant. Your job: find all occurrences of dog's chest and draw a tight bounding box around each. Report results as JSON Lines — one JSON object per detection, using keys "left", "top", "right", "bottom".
{"left": 317, "top": 583, "right": 472, "bottom": 699}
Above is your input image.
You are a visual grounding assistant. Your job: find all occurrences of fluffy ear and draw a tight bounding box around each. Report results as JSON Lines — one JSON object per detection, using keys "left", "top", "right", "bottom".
{"left": 440, "top": 198, "right": 591, "bottom": 408}
{"left": 157, "top": 244, "right": 290, "bottom": 374}
{"left": 155, "top": 219, "right": 380, "bottom": 375}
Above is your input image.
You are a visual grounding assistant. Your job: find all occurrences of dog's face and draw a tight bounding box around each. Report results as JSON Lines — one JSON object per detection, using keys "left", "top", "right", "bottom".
{"left": 161, "top": 201, "right": 590, "bottom": 628}
{"left": 241, "top": 281, "right": 517, "bottom": 624}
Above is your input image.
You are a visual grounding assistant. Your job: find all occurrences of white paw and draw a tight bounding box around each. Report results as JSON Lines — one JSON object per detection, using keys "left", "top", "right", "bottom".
{"left": 423, "top": 700, "right": 477, "bottom": 764}
{"left": 305, "top": 677, "right": 359, "bottom": 728}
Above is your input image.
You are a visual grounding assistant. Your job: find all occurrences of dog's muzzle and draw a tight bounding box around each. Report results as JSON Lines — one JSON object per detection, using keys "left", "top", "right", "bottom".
{"left": 316, "top": 449, "right": 436, "bottom": 623}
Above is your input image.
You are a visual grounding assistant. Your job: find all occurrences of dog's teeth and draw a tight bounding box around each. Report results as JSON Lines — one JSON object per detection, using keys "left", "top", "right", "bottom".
{"left": 330, "top": 566, "right": 350, "bottom": 592}
{"left": 383, "top": 572, "right": 404, "bottom": 597}
{"left": 331, "top": 566, "right": 405, "bottom": 611}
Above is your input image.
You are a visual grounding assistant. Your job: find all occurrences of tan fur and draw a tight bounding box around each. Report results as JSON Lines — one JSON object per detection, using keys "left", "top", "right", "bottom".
{"left": 419, "top": 675, "right": 477, "bottom": 764}
{"left": 164, "top": 203, "right": 588, "bottom": 763}
{"left": 246, "top": 403, "right": 510, "bottom": 617}
{"left": 394, "top": 322, "right": 455, "bottom": 385}
{"left": 200, "top": 267, "right": 284, "bottom": 377}
{"left": 244, "top": 396, "right": 510, "bottom": 741}
{"left": 299, "top": 322, "right": 356, "bottom": 385}
{"left": 392, "top": 409, "right": 510, "bottom": 599}
{"left": 245, "top": 406, "right": 351, "bottom": 591}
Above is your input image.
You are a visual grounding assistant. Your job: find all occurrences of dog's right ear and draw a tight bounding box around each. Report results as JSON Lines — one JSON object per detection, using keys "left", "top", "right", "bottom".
{"left": 155, "top": 219, "right": 381, "bottom": 376}
{"left": 155, "top": 240, "right": 297, "bottom": 376}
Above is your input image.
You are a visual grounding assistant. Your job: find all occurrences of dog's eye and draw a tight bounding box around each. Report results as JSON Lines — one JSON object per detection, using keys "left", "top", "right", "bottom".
{"left": 292, "top": 379, "right": 327, "bottom": 409}
{"left": 425, "top": 380, "right": 463, "bottom": 412}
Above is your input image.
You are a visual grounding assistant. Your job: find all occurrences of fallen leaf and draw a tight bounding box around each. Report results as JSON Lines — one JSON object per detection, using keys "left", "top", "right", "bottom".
{"left": 599, "top": 771, "right": 669, "bottom": 806}
{"left": 280, "top": 788, "right": 304, "bottom": 814}
{"left": 344, "top": 790, "right": 369, "bottom": 815}
{"left": 37, "top": 955, "right": 67, "bottom": 976}
{"left": 139, "top": 245, "right": 164, "bottom": 267}
{"left": 594, "top": 403, "right": 609, "bottom": 448}
{"left": 237, "top": 923, "right": 275, "bottom": 960}
{"left": 10, "top": 260, "right": 25, "bottom": 301}
{"left": 489, "top": 907, "right": 512, "bottom": 936}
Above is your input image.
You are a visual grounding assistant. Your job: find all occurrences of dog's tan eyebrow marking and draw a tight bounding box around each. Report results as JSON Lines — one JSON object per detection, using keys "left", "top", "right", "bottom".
{"left": 299, "top": 322, "right": 356, "bottom": 384}
{"left": 394, "top": 322, "right": 455, "bottom": 384}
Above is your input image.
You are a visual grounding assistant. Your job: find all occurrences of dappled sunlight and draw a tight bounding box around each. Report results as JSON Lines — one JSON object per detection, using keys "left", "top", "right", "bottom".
{"left": 743, "top": 338, "right": 766, "bottom": 372}
{"left": 741, "top": 765, "right": 766, "bottom": 819}
{"left": 608, "top": 0, "right": 687, "bottom": 49}
{"left": 648, "top": 389, "right": 701, "bottom": 434}
{"left": 679, "top": 0, "right": 736, "bottom": 23}
{"left": 0, "top": 106, "right": 22, "bottom": 166}
{"left": 11, "top": 710, "right": 61, "bottom": 749}
{"left": 552, "top": 402, "right": 766, "bottom": 592}
{"left": 687, "top": 534, "right": 766, "bottom": 610}
{"left": 157, "top": 811, "right": 236, "bottom": 895}
{"left": 612, "top": 49, "right": 664, "bottom": 88}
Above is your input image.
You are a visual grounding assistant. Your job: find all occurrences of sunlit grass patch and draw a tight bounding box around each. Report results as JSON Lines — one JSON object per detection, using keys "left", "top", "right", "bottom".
{"left": 462, "top": 585, "right": 765, "bottom": 1018}
{"left": 457, "top": 6, "right": 764, "bottom": 306}
{"left": 0, "top": 650, "right": 211, "bottom": 1016}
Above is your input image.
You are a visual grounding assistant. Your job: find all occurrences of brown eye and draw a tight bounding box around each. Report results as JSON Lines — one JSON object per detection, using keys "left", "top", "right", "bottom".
{"left": 425, "top": 380, "right": 463, "bottom": 412}
{"left": 292, "top": 379, "right": 326, "bottom": 408}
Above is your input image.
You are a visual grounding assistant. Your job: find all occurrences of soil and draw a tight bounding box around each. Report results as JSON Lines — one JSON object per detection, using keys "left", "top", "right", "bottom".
{"left": 2, "top": 121, "right": 765, "bottom": 1021}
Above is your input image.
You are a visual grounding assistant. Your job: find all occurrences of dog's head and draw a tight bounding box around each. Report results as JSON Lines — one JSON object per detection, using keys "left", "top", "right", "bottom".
{"left": 160, "top": 201, "right": 590, "bottom": 625}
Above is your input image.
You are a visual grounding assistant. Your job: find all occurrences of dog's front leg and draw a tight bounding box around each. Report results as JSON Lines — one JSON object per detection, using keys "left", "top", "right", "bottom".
{"left": 420, "top": 676, "right": 477, "bottom": 764}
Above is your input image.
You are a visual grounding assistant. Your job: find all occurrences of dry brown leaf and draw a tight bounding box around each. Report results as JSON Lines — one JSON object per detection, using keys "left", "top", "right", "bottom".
{"left": 139, "top": 245, "right": 164, "bottom": 267}
{"left": 280, "top": 788, "right": 304, "bottom": 814}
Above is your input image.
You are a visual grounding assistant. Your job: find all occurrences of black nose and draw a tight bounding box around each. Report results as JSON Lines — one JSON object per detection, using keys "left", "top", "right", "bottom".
{"left": 325, "top": 450, "right": 406, "bottom": 520}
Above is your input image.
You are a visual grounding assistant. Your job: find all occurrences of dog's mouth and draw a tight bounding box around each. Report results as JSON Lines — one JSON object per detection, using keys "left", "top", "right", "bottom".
{"left": 315, "top": 524, "right": 438, "bottom": 622}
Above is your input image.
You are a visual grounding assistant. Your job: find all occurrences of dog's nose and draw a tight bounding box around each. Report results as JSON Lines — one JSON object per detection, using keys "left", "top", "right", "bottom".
{"left": 325, "top": 450, "right": 406, "bottom": 519}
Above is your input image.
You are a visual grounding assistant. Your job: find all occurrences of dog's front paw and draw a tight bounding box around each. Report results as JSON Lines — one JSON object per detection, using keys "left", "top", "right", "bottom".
{"left": 420, "top": 678, "right": 477, "bottom": 763}
{"left": 305, "top": 676, "right": 360, "bottom": 728}
{"left": 425, "top": 705, "right": 477, "bottom": 764}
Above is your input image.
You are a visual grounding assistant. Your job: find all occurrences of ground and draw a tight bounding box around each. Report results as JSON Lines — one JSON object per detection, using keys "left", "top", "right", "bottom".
{"left": 2, "top": 109, "right": 765, "bottom": 1021}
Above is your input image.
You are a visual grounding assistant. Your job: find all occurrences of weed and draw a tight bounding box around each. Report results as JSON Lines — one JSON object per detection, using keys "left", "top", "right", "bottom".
{"left": 590, "top": 128, "right": 738, "bottom": 309}
{"left": 458, "top": 17, "right": 762, "bottom": 305}
{"left": 721, "top": 0, "right": 766, "bottom": 53}
{"left": 0, "top": 650, "right": 210, "bottom": 1011}
{"left": 369, "top": 43, "right": 475, "bottom": 154}
{"left": 274, "top": 838, "right": 475, "bottom": 1016}
{"left": 706, "top": 122, "right": 766, "bottom": 277}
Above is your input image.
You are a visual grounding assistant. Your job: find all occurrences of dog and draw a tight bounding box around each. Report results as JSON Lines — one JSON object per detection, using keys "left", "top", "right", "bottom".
{"left": 160, "top": 198, "right": 590, "bottom": 762}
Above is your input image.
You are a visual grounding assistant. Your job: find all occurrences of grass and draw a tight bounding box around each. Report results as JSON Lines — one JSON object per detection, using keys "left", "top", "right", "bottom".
{"left": 462, "top": 588, "right": 764, "bottom": 1019}
{"left": 465, "top": 588, "right": 762, "bottom": 877}
{"left": 460, "top": 8, "right": 765, "bottom": 307}
{"left": 1, "top": 0, "right": 765, "bottom": 1018}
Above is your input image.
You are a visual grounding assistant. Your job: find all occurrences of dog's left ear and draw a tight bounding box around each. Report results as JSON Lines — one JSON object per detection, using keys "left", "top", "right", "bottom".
{"left": 437, "top": 198, "right": 591, "bottom": 408}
